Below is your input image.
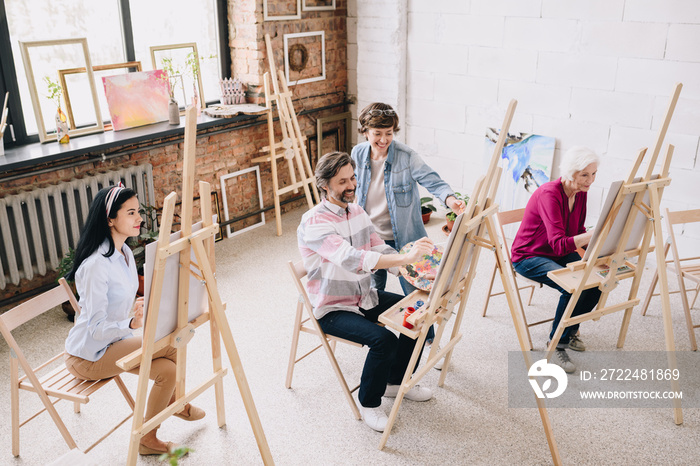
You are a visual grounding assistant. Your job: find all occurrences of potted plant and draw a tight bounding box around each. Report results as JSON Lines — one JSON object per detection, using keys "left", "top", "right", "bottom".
{"left": 57, "top": 248, "right": 77, "bottom": 321}
{"left": 445, "top": 192, "right": 470, "bottom": 232}
{"left": 128, "top": 203, "right": 160, "bottom": 296}
{"left": 420, "top": 196, "right": 436, "bottom": 224}
{"left": 159, "top": 57, "right": 183, "bottom": 124}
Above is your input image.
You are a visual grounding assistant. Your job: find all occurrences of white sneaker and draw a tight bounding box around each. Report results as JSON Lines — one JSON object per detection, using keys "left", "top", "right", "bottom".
{"left": 358, "top": 404, "right": 388, "bottom": 432}
{"left": 384, "top": 384, "right": 434, "bottom": 402}
{"left": 434, "top": 357, "right": 444, "bottom": 371}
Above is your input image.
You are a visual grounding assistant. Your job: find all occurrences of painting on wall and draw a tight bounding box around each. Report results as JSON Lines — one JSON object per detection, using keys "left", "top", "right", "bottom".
{"left": 103, "top": 70, "right": 170, "bottom": 131}
{"left": 484, "top": 128, "right": 555, "bottom": 234}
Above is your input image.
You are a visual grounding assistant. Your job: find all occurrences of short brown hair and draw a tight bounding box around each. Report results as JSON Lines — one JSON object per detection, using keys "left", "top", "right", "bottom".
{"left": 315, "top": 151, "right": 355, "bottom": 198}
{"left": 358, "top": 102, "right": 400, "bottom": 134}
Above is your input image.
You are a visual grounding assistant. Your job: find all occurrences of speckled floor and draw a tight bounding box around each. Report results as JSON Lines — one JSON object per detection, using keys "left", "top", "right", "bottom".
{"left": 1, "top": 205, "right": 698, "bottom": 465}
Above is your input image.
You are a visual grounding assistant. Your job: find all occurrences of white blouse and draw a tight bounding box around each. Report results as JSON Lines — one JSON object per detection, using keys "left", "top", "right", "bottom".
{"left": 65, "top": 240, "right": 138, "bottom": 361}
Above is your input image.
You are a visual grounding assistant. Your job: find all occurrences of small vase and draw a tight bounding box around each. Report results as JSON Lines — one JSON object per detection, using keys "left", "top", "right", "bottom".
{"left": 56, "top": 107, "right": 69, "bottom": 144}
{"left": 168, "top": 98, "right": 180, "bottom": 125}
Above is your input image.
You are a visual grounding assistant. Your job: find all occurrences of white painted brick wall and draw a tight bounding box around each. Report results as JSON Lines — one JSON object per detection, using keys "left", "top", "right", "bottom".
{"left": 503, "top": 18, "right": 579, "bottom": 52}
{"left": 541, "top": 0, "right": 624, "bottom": 20}
{"left": 351, "top": 0, "right": 700, "bottom": 247}
{"left": 536, "top": 52, "right": 618, "bottom": 90}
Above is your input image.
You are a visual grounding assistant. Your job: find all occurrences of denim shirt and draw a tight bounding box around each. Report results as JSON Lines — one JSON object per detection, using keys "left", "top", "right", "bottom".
{"left": 351, "top": 140, "right": 454, "bottom": 250}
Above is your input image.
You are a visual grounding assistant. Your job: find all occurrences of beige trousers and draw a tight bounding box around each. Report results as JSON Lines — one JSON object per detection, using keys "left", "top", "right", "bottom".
{"left": 65, "top": 337, "right": 177, "bottom": 426}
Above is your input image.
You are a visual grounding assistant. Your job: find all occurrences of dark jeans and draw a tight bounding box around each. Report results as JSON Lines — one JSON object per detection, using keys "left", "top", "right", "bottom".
{"left": 372, "top": 239, "right": 436, "bottom": 343}
{"left": 318, "top": 291, "right": 425, "bottom": 408}
{"left": 513, "top": 252, "right": 601, "bottom": 347}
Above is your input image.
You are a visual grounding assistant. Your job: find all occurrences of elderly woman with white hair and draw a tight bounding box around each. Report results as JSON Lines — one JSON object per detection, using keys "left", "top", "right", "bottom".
{"left": 511, "top": 146, "right": 602, "bottom": 373}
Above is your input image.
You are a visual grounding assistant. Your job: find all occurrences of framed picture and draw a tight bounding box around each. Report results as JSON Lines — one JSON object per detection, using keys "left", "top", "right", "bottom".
{"left": 220, "top": 166, "right": 265, "bottom": 238}
{"left": 316, "top": 111, "right": 351, "bottom": 158}
{"left": 58, "top": 61, "right": 142, "bottom": 130}
{"left": 284, "top": 31, "right": 325, "bottom": 86}
{"left": 302, "top": 0, "right": 335, "bottom": 11}
{"left": 307, "top": 127, "right": 340, "bottom": 170}
{"left": 263, "top": 0, "right": 301, "bottom": 21}
{"left": 19, "top": 38, "right": 104, "bottom": 143}
{"left": 150, "top": 43, "right": 205, "bottom": 110}
{"left": 173, "top": 191, "right": 224, "bottom": 242}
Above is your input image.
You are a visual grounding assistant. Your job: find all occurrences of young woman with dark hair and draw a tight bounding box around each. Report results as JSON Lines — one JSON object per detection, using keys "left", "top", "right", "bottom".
{"left": 64, "top": 184, "right": 205, "bottom": 456}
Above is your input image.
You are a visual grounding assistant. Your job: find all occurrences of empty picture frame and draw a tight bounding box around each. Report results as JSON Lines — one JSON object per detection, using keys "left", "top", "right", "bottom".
{"left": 220, "top": 166, "right": 265, "bottom": 238}
{"left": 317, "top": 111, "right": 351, "bottom": 158}
{"left": 302, "top": 0, "right": 336, "bottom": 11}
{"left": 19, "top": 38, "right": 104, "bottom": 143}
{"left": 284, "top": 31, "right": 325, "bottom": 86}
{"left": 150, "top": 43, "right": 205, "bottom": 110}
{"left": 307, "top": 127, "right": 340, "bottom": 169}
{"left": 58, "top": 61, "right": 142, "bottom": 130}
{"left": 263, "top": 0, "right": 301, "bottom": 20}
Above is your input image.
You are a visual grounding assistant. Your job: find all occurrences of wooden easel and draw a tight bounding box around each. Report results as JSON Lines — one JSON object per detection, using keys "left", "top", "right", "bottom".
{"left": 116, "top": 106, "right": 274, "bottom": 465}
{"left": 251, "top": 34, "right": 319, "bottom": 236}
{"left": 546, "top": 83, "right": 684, "bottom": 424}
{"left": 377, "top": 100, "right": 562, "bottom": 464}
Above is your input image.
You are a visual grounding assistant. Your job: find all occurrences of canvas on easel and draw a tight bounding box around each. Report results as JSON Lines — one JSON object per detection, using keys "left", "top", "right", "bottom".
{"left": 545, "top": 83, "right": 684, "bottom": 425}
{"left": 377, "top": 100, "right": 563, "bottom": 465}
{"left": 115, "top": 106, "right": 274, "bottom": 465}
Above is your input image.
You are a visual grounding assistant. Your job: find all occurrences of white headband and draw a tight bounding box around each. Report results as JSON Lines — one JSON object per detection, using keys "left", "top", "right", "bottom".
{"left": 105, "top": 183, "right": 125, "bottom": 217}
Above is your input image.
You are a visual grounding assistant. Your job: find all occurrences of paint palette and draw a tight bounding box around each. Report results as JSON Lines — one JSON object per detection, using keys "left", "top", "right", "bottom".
{"left": 398, "top": 242, "right": 444, "bottom": 291}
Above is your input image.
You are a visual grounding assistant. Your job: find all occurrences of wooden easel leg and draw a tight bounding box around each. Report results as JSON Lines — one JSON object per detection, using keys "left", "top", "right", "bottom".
{"left": 379, "top": 327, "right": 429, "bottom": 450}
{"left": 649, "top": 186, "right": 683, "bottom": 424}
{"left": 486, "top": 216, "right": 562, "bottom": 465}
{"left": 481, "top": 263, "right": 498, "bottom": 317}
{"left": 210, "top": 305, "right": 227, "bottom": 427}
{"left": 190, "top": 239, "right": 274, "bottom": 464}
{"left": 641, "top": 264, "right": 660, "bottom": 316}
{"left": 266, "top": 110, "right": 283, "bottom": 236}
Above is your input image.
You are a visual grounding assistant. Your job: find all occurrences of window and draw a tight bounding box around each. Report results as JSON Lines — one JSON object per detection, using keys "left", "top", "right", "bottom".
{"left": 0, "top": 0, "right": 229, "bottom": 148}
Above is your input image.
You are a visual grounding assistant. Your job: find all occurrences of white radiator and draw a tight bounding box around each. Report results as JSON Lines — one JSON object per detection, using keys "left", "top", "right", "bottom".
{"left": 0, "top": 164, "right": 156, "bottom": 290}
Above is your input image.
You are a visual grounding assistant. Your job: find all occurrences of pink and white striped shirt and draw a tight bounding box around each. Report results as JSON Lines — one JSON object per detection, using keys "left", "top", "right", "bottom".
{"left": 297, "top": 199, "right": 396, "bottom": 319}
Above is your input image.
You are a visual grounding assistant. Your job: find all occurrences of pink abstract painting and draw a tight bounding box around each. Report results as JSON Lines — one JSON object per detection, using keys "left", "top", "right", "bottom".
{"left": 103, "top": 70, "right": 170, "bottom": 131}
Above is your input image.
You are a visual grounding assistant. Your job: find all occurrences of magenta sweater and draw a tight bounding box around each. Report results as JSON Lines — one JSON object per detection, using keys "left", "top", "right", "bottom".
{"left": 511, "top": 178, "right": 586, "bottom": 263}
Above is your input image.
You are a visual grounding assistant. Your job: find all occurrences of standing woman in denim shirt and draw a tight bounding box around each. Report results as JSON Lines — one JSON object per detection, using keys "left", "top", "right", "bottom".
{"left": 63, "top": 185, "right": 204, "bottom": 456}
{"left": 351, "top": 102, "right": 466, "bottom": 295}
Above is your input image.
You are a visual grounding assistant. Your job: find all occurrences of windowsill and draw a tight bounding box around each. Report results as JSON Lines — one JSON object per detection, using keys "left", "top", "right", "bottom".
{"left": 0, "top": 112, "right": 264, "bottom": 172}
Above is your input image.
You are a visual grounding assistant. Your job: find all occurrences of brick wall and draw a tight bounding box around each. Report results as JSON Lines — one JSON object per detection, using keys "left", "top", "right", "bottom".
{"left": 0, "top": 0, "right": 348, "bottom": 304}
{"left": 351, "top": 0, "right": 700, "bottom": 256}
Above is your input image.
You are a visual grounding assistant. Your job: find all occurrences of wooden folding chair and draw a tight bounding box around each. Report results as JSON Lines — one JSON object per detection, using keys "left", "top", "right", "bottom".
{"left": 285, "top": 260, "right": 366, "bottom": 420}
{"left": 641, "top": 208, "right": 700, "bottom": 350}
{"left": 0, "top": 278, "right": 135, "bottom": 457}
{"left": 481, "top": 208, "right": 550, "bottom": 350}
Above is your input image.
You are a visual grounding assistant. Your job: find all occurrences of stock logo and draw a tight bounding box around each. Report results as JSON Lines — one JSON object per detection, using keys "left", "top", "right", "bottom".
{"left": 528, "top": 359, "right": 568, "bottom": 399}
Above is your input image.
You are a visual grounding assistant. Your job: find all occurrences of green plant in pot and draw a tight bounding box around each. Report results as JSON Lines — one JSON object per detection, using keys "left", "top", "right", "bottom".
{"left": 420, "top": 196, "right": 436, "bottom": 224}
{"left": 128, "top": 203, "right": 160, "bottom": 296}
{"left": 445, "top": 192, "right": 470, "bottom": 232}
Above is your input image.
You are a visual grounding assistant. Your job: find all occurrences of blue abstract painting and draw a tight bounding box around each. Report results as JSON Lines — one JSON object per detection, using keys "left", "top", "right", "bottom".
{"left": 485, "top": 128, "right": 555, "bottom": 214}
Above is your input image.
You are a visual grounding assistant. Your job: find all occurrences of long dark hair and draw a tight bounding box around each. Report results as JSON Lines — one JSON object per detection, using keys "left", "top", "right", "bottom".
{"left": 66, "top": 186, "right": 138, "bottom": 281}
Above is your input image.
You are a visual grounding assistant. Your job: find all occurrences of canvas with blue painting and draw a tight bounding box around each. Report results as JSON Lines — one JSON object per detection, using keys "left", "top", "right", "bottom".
{"left": 484, "top": 128, "right": 555, "bottom": 239}
{"left": 484, "top": 128, "right": 555, "bottom": 237}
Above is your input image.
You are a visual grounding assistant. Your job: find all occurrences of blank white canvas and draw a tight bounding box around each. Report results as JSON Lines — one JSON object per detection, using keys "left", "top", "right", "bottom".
{"left": 143, "top": 220, "right": 209, "bottom": 341}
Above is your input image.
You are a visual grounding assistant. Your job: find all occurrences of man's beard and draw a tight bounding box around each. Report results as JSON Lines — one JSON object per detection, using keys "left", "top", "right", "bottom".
{"left": 329, "top": 188, "right": 355, "bottom": 204}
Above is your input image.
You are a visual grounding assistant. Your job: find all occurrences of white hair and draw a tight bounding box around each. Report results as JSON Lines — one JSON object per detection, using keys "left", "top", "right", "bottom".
{"left": 559, "top": 146, "right": 601, "bottom": 181}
